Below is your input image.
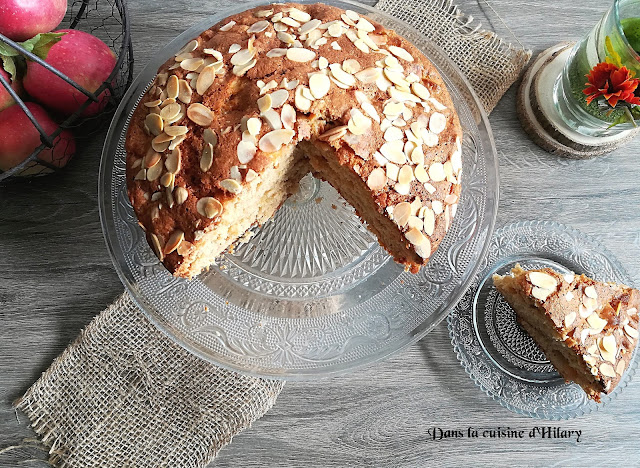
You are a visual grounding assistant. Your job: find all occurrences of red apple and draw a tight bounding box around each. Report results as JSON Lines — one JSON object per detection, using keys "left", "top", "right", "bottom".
{"left": 0, "top": 68, "right": 21, "bottom": 111}
{"left": 0, "top": 0, "right": 67, "bottom": 42}
{"left": 0, "top": 102, "right": 75, "bottom": 173}
{"left": 23, "top": 29, "right": 116, "bottom": 116}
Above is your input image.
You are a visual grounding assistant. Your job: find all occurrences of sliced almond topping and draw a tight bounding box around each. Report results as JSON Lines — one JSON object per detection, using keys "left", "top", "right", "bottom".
{"left": 196, "top": 65, "right": 216, "bottom": 95}
{"left": 288, "top": 7, "right": 311, "bottom": 22}
{"left": 379, "top": 140, "right": 406, "bottom": 165}
{"left": 583, "top": 296, "right": 598, "bottom": 313}
{"left": 429, "top": 112, "right": 447, "bottom": 134}
{"left": 584, "top": 285, "right": 598, "bottom": 299}
{"left": 286, "top": 48, "right": 316, "bottom": 62}
{"left": 616, "top": 360, "right": 626, "bottom": 376}
{"left": 394, "top": 202, "right": 411, "bottom": 227}
{"left": 318, "top": 125, "right": 348, "bottom": 142}
{"left": 281, "top": 104, "right": 296, "bottom": 130}
{"left": 220, "top": 178, "right": 242, "bottom": 194}
{"left": 341, "top": 59, "right": 361, "bottom": 75}
{"left": 294, "top": 86, "right": 312, "bottom": 112}
{"left": 428, "top": 162, "right": 446, "bottom": 182}
{"left": 410, "top": 82, "right": 430, "bottom": 101}
{"left": 219, "top": 20, "right": 235, "bottom": 32}
{"left": 174, "top": 186, "right": 188, "bottom": 205}
{"left": 600, "top": 362, "right": 616, "bottom": 378}
{"left": 149, "top": 233, "right": 164, "bottom": 261}
{"left": 247, "top": 20, "right": 269, "bottom": 33}
{"left": 422, "top": 130, "right": 439, "bottom": 147}
{"left": 280, "top": 16, "right": 301, "bottom": 27}
{"left": 422, "top": 208, "right": 435, "bottom": 236}
{"left": 586, "top": 312, "right": 607, "bottom": 332}
{"left": 164, "top": 230, "right": 184, "bottom": 254}
{"left": 355, "top": 17, "right": 375, "bottom": 32}
{"left": 583, "top": 355, "right": 598, "bottom": 366}
{"left": 266, "top": 48, "right": 288, "bottom": 58}
{"left": 367, "top": 168, "right": 386, "bottom": 191}
{"left": 203, "top": 128, "right": 218, "bottom": 147}
{"left": 255, "top": 9, "right": 273, "bottom": 18}
{"left": 299, "top": 18, "right": 322, "bottom": 35}
{"left": 398, "top": 165, "right": 414, "bottom": 185}
{"left": 529, "top": 271, "right": 558, "bottom": 290}
{"left": 386, "top": 163, "right": 399, "bottom": 181}
{"left": 233, "top": 58, "right": 256, "bottom": 76}
{"left": 563, "top": 273, "right": 575, "bottom": 284}
{"left": 247, "top": 117, "right": 262, "bottom": 136}
{"left": 134, "top": 168, "right": 146, "bottom": 180}
{"left": 197, "top": 197, "right": 223, "bottom": 218}
{"left": 258, "top": 129, "right": 295, "bottom": 152}
{"left": 309, "top": 73, "right": 331, "bottom": 99}
{"left": 257, "top": 94, "right": 272, "bottom": 112}
{"left": 406, "top": 227, "right": 428, "bottom": 246}
{"left": 165, "top": 148, "right": 181, "bottom": 174}
{"left": 151, "top": 138, "right": 171, "bottom": 153}
{"left": 177, "top": 240, "right": 194, "bottom": 256}
{"left": 601, "top": 334, "right": 617, "bottom": 354}
{"left": 563, "top": 311, "right": 576, "bottom": 329}
{"left": 237, "top": 140, "right": 257, "bottom": 164}
{"left": 231, "top": 48, "right": 255, "bottom": 66}
{"left": 145, "top": 113, "right": 164, "bottom": 136}
{"left": 347, "top": 109, "right": 372, "bottom": 135}
{"left": 624, "top": 324, "right": 639, "bottom": 339}
{"left": 270, "top": 89, "right": 289, "bottom": 108}
{"left": 187, "top": 103, "right": 214, "bottom": 126}
{"left": 410, "top": 146, "right": 425, "bottom": 166}
{"left": 329, "top": 63, "right": 356, "bottom": 87}
{"left": 180, "top": 58, "right": 204, "bottom": 72}
{"left": 229, "top": 43, "right": 241, "bottom": 53}
{"left": 384, "top": 126, "right": 404, "bottom": 142}
{"left": 166, "top": 75, "right": 179, "bottom": 99}
{"left": 160, "top": 103, "right": 181, "bottom": 122}
{"left": 387, "top": 45, "right": 414, "bottom": 62}
{"left": 177, "top": 79, "right": 192, "bottom": 104}
{"left": 261, "top": 109, "right": 282, "bottom": 130}
{"left": 355, "top": 67, "right": 382, "bottom": 84}
{"left": 531, "top": 286, "right": 552, "bottom": 302}
{"left": 565, "top": 291, "right": 575, "bottom": 301}
{"left": 327, "top": 23, "right": 344, "bottom": 37}
{"left": 200, "top": 142, "right": 214, "bottom": 172}
{"left": 160, "top": 172, "right": 174, "bottom": 190}
{"left": 164, "top": 125, "right": 188, "bottom": 137}
{"left": 175, "top": 39, "right": 198, "bottom": 57}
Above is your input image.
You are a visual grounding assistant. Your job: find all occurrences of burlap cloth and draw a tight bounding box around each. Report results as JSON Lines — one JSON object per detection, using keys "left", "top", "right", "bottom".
{"left": 14, "top": 1, "right": 531, "bottom": 466}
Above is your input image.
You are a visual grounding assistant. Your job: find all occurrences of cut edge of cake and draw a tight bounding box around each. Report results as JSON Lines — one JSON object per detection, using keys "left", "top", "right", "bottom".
{"left": 492, "top": 264, "right": 640, "bottom": 402}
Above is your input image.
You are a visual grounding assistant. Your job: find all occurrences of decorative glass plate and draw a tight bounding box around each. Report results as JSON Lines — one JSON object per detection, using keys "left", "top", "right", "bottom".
{"left": 98, "top": 0, "right": 499, "bottom": 379}
{"left": 448, "top": 221, "right": 639, "bottom": 419}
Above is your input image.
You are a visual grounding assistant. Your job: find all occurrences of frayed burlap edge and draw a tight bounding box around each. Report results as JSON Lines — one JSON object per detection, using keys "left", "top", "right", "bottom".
{"left": 15, "top": 293, "right": 284, "bottom": 468}
{"left": 376, "top": 0, "right": 532, "bottom": 113}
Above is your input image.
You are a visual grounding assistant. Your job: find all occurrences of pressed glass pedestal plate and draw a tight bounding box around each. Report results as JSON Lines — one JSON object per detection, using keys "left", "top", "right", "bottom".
{"left": 99, "top": 0, "right": 499, "bottom": 379}
{"left": 448, "top": 221, "right": 639, "bottom": 419}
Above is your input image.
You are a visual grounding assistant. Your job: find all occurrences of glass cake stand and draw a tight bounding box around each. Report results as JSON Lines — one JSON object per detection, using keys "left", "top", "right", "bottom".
{"left": 98, "top": 0, "right": 499, "bottom": 379}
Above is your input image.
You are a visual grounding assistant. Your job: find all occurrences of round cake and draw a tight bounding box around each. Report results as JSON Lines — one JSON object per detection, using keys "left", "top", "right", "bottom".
{"left": 125, "top": 2, "right": 463, "bottom": 278}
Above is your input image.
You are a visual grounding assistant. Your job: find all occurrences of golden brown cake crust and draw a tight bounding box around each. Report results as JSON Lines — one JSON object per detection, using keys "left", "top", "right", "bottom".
{"left": 494, "top": 265, "right": 640, "bottom": 400}
{"left": 125, "top": 3, "right": 463, "bottom": 277}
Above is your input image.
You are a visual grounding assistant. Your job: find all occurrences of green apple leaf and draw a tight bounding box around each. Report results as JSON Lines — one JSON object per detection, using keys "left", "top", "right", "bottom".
{"left": 0, "top": 42, "right": 19, "bottom": 57}
{"left": 20, "top": 32, "right": 65, "bottom": 60}
{"left": 0, "top": 55, "right": 17, "bottom": 81}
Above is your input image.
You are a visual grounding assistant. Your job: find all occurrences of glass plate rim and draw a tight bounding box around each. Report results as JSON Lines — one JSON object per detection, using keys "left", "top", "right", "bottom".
{"left": 98, "top": 0, "right": 500, "bottom": 379}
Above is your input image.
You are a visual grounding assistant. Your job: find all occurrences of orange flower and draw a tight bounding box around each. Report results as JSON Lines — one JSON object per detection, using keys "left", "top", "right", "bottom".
{"left": 583, "top": 62, "right": 640, "bottom": 107}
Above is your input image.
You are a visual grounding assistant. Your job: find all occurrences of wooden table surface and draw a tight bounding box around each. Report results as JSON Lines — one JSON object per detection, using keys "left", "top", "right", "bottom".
{"left": 2, "top": 0, "right": 640, "bottom": 466}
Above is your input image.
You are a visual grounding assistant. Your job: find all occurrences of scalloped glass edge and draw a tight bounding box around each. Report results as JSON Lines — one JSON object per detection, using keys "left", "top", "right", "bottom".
{"left": 447, "top": 220, "right": 639, "bottom": 419}
{"left": 99, "top": 0, "right": 499, "bottom": 379}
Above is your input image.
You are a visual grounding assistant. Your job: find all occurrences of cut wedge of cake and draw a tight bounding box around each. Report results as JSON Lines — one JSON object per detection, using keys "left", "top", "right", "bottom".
{"left": 125, "top": 3, "right": 462, "bottom": 278}
{"left": 493, "top": 264, "right": 639, "bottom": 402}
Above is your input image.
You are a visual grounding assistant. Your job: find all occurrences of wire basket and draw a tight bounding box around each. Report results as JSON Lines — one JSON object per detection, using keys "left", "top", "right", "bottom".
{"left": 0, "top": 0, "right": 134, "bottom": 181}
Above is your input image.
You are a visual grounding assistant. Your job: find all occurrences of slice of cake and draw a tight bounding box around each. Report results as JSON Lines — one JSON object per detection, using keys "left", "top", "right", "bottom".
{"left": 493, "top": 264, "right": 639, "bottom": 402}
{"left": 125, "top": 2, "right": 462, "bottom": 278}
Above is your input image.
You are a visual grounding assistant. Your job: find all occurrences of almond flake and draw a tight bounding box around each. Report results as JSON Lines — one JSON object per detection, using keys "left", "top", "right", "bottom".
{"left": 616, "top": 360, "right": 626, "bottom": 375}
{"left": 428, "top": 162, "right": 446, "bottom": 182}
{"left": 196, "top": 65, "right": 215, "bottom": 95}
{"left": 411, "top": 146, "right": 425, "bottom": 165}
{"left": 406, "top": 227, "right": 428, "bottom": 246}
{"left": 247, "top": 20, "right": 269, "bottom": 33}
{"left": 299, "top": 18, "right": 322, "bottom": 35}
{"left": 203, "top": 128, "right": 218, "bottom": 147}
{"left": 529, "top": 271, "right": 558, "bottom": 290}
{"left": 286, "top": 48, "right": 316, "bottom": 62}
{"left": 237, "top": 141, "right": 256, "bottom": 164}
{"left": 585, "top": 285, "right": 598, "bottom": 299}
{"left": 186, "top": 103, "right": 214, "bottom": 127}
{"left": 329, "top": 63, "right": 356, "bottom": 87}
{"left": 180, "top": 57, "right": 204, "bottom": 72}
{"left": 258, "top": 129, "right": 295, "bottom": 152}
{"left": 233, "top": 58, "right": 257, "bottom": 76}
{"left": 164, "top": 230, "right": 184, "bottom": 254}
{"left": 220, "top": 178, "right": 242, "bottom": 194}
{"left": 197, "top": 197, "right": 223, "bottom": 218}
{"left": 423, "top": 208, "right": 435, "bottom": 235}
{"left": 257, "top": 94, "right": 272, "bottom": 112}
{"left": 600, "top": 362, "right": 616, "bottom": 378}
{"left": 281, "top": 104, "right": 296, "bottom": 129}
{"left": 164, "top": 125, "right": 188, "bottom": 137}
{"left": 386, "top": 163, "right": 399, "bottom": 181}
{"left": 384, "top": 126, "right": 404, "bottom": 142}
{"left": 414, "top": 164, "right": 429, "bottom": 183}
{"left": 200, "top": 142, "right": 213, "bottom": 172}
{"left": 398, "top": 165, "right": 414, "bottom": 185}
{"left": 586, "top": 312, "right": 607, "bottom": 332}
{"left": 174, "top": 186, "right": 188, "bottom": 205}
{"left": 564, "top": 312, "right": 577, "bottom": 329}
{"left": 267, "top": 48, "right": 288, "bottom": 58}
{"left": 348, "top": 109, "right": 371, "bottom": 135}
{"left": 229, "top": 43, "right": 241, "bottom": 54}
{"left": 160, "top": 103, "right": 181, "bottom": 122}
{"left": 318, "top": 125, "right": 347, "bottom": 142}
{"left": 429, "top": 112, "right": 447, "bottom": 134}
{"left": 388, "top": 45, "right": 414, "bottom": 62}
{"left": 565, "top": 291, "right": 575, "bottom": 301}
{"left": 177, "top": 79, "right": 192, "bottom": 103}
{"left": 379, "top": 140, "right": 406, "bottom": 165}
{"left": 531, "top": 286, "right": 552, "bottom": 302}
{"left": 367, "top": 168, "right": 386, "bottom": 191}
{"left": 261, "top": 109, "right": 282, "bottom": 130}
{"left": 393, "top": 202, "right": 411, "bottom": 227}
{"left": 270, "top": 89, "right": 289, "bottom": 108}
{"left": 331, "top": 41, "right": 342, "bottom": 50}
{"left": 601, "top": 334, "right": 617, "bottom": 355}
{"left": 245, "top": 169, "right": 258, "bottom": 182}
{"left": 145, "top": 113, "right": 164, "bottom": 136}
{"left": 166, "top": 75, "right": 179, "bottom": 99}
{"left": 624, "top": 324, "right": 639, "bottom": 339}
{"left": 411, "top": 82, "right": 430, "bottom": 100}
{"left": 247, "top": 117, "right": 262, "bottom": 136}
{"left": 294, "top": 86, "right": 312, "bottom": 112}
{"left": 219, "top": 21, "right": 235, "bottom": 32}
{"left": 309, "top": 73, "right": 331, "bottom": 99}
{"left": 255, "top": 9, "right": 273, "bottom": 17}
